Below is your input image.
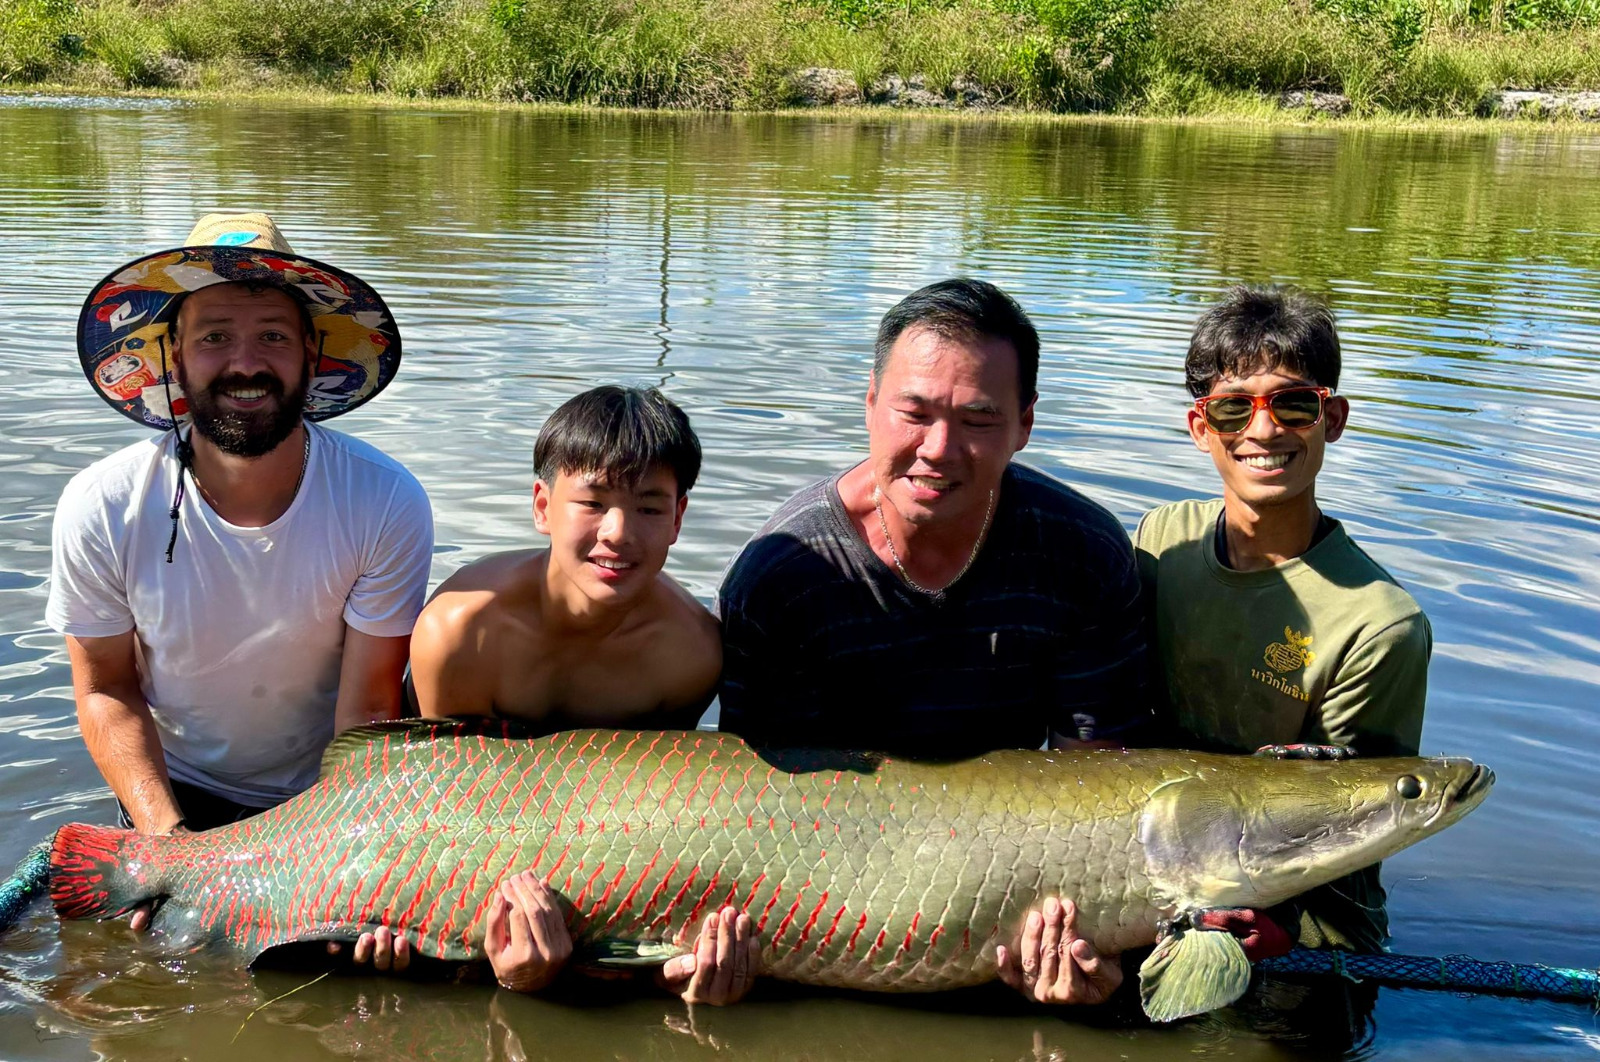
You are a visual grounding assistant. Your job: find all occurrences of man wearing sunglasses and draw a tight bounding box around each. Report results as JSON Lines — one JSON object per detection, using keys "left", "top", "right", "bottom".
{"left": 1135, "top": 284, "right": 1432, "bottom": 954}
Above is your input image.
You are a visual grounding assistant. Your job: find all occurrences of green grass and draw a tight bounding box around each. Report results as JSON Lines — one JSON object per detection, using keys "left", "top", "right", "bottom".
{"left": 2, "top": 0, "right": 1598, "bottom": 116}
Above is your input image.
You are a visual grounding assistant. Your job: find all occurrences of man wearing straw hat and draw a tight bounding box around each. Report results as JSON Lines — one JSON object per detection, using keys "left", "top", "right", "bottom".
{"left": 48, "top": 213, "right": 433, "bottom": 952}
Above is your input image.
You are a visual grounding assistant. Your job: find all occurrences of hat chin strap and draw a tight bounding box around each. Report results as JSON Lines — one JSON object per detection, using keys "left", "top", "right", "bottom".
{"left": 159, "top": 333, "right": 191, "bottom": 565}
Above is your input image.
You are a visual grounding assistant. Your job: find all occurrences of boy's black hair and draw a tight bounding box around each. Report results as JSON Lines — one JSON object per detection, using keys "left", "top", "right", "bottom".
{"left": 1185, "top": 284, "right": 1341, "bottom": 398}
{"left": 874, "top": 278, "right": 1040, "bottom": 406}
{"left": 534, "top": 386, "right": 701, "bottom": 495}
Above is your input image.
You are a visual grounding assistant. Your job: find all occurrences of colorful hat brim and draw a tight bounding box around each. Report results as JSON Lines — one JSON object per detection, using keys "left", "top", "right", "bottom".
{"left": 78, "top": 245, "right": 402, "bottom": 431}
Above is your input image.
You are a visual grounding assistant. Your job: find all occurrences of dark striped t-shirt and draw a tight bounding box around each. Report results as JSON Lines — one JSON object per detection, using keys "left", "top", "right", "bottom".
{"left": 716, "top": 463, "right": 1153, "bottom": 756}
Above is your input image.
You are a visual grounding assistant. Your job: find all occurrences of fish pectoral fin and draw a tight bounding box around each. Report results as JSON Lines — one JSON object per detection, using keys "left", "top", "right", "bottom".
{"left": 1137, "top": 927, "right": 1253, "bottom": 1023}
{"left": 576, "top": 939, "right": 687, "bottom": 968}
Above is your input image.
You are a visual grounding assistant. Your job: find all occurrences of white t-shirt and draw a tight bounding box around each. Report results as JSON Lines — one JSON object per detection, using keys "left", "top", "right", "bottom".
{"left": 47, "top": 423, "right": 434, "bottom": 806}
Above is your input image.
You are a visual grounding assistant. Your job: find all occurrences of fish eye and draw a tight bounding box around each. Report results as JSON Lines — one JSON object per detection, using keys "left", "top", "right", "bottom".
{"left": 1396, "top": 775, "right": 1423, "bottom": 799}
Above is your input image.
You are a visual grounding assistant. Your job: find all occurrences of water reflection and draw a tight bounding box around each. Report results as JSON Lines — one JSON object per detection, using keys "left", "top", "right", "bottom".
{"left": 0, "top": 99, "right": 1597, "bottom": 1060}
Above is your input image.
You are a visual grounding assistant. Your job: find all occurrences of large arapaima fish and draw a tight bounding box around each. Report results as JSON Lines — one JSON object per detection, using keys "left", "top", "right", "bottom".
{"left": 39, "top": 721, "right": 1491, "bottom": 1021}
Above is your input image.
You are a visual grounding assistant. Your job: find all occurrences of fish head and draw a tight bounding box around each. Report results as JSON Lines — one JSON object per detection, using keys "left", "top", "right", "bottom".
{"left": 1139, "top": 755, "right": 1493, "bottom": 912}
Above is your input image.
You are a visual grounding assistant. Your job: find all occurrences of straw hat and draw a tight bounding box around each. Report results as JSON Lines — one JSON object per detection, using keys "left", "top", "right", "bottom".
{"left": 77, "top": 212, "right": 402, "bottom": 431}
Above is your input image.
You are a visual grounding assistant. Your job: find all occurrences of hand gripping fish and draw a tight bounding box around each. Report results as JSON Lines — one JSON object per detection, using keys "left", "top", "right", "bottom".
{"left": 42, "top": 722, "right": 1491, "bottom": 1021}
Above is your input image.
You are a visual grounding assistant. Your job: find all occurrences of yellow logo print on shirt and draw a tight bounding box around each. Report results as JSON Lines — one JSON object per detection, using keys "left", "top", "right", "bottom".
{"left": 1263, "top": 627, "right": 1316, "bottom": 674}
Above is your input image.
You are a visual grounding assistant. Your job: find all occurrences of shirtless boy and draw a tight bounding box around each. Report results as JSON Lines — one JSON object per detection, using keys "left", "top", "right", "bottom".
{"left": 411, "top": 385, "right": 719, "bottom": 729}
{"left": 409, "top": 385, "right": 750, "bottom": 1003}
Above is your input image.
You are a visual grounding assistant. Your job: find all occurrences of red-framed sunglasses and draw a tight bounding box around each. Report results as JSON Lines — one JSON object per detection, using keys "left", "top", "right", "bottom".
{"left": 1194, "top": 386, "right": 1331, "bottom": 435}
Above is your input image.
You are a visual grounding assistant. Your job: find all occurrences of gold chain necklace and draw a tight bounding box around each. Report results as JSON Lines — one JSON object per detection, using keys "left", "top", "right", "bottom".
{"left": 188, "top": 428, "right": 311, "bottom": 511}
{"left": 872, "top": 485, "right": 995, "bottom": 596}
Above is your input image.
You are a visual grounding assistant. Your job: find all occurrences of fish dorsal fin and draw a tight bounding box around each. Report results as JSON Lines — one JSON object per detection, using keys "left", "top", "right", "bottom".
{"left": 1138, "top": 924, "right": 1253, "bottom": 1023}
{"left": 317, "top": 717, "right": 543, "bottom": 778}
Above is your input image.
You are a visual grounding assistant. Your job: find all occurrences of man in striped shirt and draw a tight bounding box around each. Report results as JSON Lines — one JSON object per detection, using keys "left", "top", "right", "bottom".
{"left": 717, "top": 278, "right": 1153, "bottom": 1005}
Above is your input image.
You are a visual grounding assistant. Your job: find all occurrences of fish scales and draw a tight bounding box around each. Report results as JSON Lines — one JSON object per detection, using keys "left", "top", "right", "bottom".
{"left": 47, "top": 722, "right": 1491, "bottom": 996}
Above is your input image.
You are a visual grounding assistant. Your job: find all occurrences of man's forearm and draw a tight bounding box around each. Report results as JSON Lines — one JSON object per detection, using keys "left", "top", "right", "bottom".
{"left": 334, "top": 686, "right": 404, "bottom": 733}
{"left": 77, "top": 690, "right": 181, "bottom": 833}
{"left": 333, "top": 630, "right": 411, "bottom": 732}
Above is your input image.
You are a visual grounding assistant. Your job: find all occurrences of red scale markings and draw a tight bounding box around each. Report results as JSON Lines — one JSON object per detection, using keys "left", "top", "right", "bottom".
{"left": 755, "top": 885, "right": 784, "bottom": 934}
{"left": 205, "top": 872, "right": 241, "bottom": 936}
{"left": 768, "top": 885, "right": 810, "bottom": 950}
{"left": 679, "top": 760, "right": 714, "bottom": 815}
{"left": 350, "top": 826, "right": 414, "bottom": 927}
{"left": 634, "top": 755, "right": 670, "bottom": 816}
{"left": 433, "top": 858, "right": 486, "bottom": 958}
{"left": 899, "top": 911, "right": 922, "bottom": 957}
{"left": 815, "top": 904, "right": 849, "bottom": 956}
{"left": 680, "top": 871, "right": 724, "bottom": 933}
{"left": 844, "top": 912, "right": 870, "bottom": 953}
{"left": 454, "top": 841, "right": 514, "bottom": 952}
{"left": 257, "top": 901, "right": 281, "bottom": 954}
{"left": 597, "top": 848, "right": 662, "bottom": 933}
{"left": 635, "top": 858, "right": 680, "bottom": 927}
{"left": 330, "top": 759, "right": 422, "bottom": 907}
{"left": 306, "top": 839, "right": 359, "bottom": 930}
{"left": 663, "top": 761, "right": 692, "bottom": 810}
{"left": 615, "top": 734, "right": 661, "bottom": 816}
{"left": 394, "top": 840, "right": 450, "bottom": 931}
{"left": 585, "top": 864, "right": 632, "bottom": 923}
{"left": 509, "top": 775, "right": 547, "bottom": 821}
{"left": 578, "top": 744, "right": 628, "bottom": 823}
{"left": 545, "top": 846, "right": 571, "bottom": 884}
{"left": 469, "top": 743, "right": 513, "bottom": 818}
{"left": 419, "top": 858, "right": 466, "bottom": 954}
{"left": 652, "top": 866, "right": 700, "bottom": 933}
{"left": 570, "top": 862, "right": 609, "bottom": 913}
{"left": 502, "top": 750, "right": 549, "bottom": 818}
{"left": 866, "top": 927, "right": 890, "bottom": 964}
{"left": 222, "top": 891, "right": 246, "bottom": 942}
{"left": 388, "top": 818, "right": 454, "bottom": 927}
{"left": 444, "top": 753, "right": 492, "bottom": 818}
{"left": 788, "top": 890, "right": 832, "bottom": 954}
{"left": 736, "top": 870, "right": 768, "bottom": 908}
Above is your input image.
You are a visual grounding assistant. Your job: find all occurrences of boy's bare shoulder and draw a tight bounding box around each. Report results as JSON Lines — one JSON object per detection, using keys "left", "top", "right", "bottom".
{"left": 652, "top": 574, "right": 720, "bottom": 645}
{"left": 434, "top": 549, "right": 545, "bottom": 594}
{"left": 643, "top": 575, "right": 722, "bottom": 701}
{"left": 417, "top": 551, "right": 546, "bottom": 641}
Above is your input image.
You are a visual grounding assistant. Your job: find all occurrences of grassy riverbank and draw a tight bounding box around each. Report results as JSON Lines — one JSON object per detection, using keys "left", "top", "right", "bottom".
{"left": 3, "top": 0, "right": 1599, "bottom": 117}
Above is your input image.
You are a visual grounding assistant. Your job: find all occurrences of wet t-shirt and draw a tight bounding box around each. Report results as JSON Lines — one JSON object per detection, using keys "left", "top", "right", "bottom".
{"left": 47, "top": 424, "right": 433, "bottom": 806}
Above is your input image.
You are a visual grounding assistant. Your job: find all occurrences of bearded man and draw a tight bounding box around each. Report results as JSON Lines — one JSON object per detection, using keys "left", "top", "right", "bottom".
{"left": 49, "top": 213, "right": 432, "bottom": 862}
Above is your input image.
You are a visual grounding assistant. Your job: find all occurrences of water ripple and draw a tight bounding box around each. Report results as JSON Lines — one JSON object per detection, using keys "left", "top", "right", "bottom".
{"left": 0, "top": 102, "right": 1596, "bottom": 1062}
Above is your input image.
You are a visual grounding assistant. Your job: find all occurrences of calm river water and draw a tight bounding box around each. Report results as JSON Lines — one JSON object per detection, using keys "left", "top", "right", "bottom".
{"left": 0, "top": 99, "right": 1597, "bottom": 1061}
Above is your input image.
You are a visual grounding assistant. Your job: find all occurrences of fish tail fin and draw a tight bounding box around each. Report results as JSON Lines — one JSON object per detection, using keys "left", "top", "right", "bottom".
{"left": 0, "top": 840, "right": 52, "bottom": 933}
{"left": 49, "top": 823, "right": 160, "bottom": 920}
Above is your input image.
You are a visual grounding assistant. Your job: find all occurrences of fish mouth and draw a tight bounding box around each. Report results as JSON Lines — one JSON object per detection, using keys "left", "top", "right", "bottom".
{"left": 1457, "top": 763, "right": 1494, "bottom": 802}
{"left": 1428, "top": 761, "right": 1494, "bottom": 826}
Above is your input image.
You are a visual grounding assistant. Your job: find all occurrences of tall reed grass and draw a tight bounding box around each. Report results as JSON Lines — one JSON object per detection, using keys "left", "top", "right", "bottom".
{"left": 2, "top": 0, "right": 1598, "bottom": 115}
